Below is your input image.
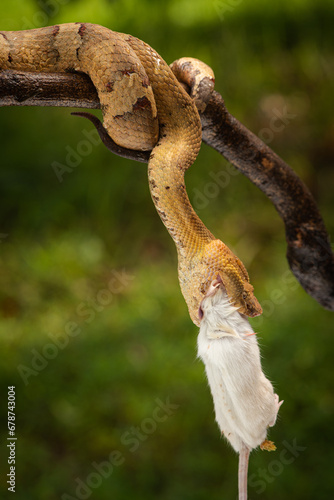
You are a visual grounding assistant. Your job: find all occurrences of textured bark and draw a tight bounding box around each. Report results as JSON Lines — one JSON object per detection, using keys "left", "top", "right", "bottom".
{"left": 0, "top": 69, "right": 98, "bottom": 108}
{"left": 0, "top": 69, "right": 333, "bottom": 310}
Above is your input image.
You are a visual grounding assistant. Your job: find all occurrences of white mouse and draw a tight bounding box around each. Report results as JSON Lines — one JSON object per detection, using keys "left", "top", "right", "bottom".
{"left": 197, "top": 280, "right": 283, "bottom": 500}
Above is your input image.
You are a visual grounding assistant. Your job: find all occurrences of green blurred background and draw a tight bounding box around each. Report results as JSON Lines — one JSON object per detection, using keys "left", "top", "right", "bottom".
{"left": 0, "top": 0, "right": 333, "bottom": 499}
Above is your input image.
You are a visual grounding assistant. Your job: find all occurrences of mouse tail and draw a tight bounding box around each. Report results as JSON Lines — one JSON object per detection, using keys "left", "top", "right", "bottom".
{"left": 238, "top": 442, "right": 250, "bottom": 500}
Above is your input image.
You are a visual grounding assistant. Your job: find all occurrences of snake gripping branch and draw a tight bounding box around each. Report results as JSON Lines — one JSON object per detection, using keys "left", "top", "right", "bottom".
{"left": 0, "top": 68, "right": 333, "bottom": 312}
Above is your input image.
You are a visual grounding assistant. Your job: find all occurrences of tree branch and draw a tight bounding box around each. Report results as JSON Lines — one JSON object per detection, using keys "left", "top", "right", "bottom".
{"left": 200, "top": 92, "right": 334, "bottom": 311}
{"left": 0, "top": 69, "right": 98, "bottom": 108}
{"left": 1, "top": 69, "right": 333, "bottom": 310}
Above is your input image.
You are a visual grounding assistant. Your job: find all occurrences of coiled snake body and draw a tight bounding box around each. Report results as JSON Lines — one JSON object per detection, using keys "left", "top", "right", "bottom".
{"left": 0, "top": 23, "right": 262, "bottom": 325}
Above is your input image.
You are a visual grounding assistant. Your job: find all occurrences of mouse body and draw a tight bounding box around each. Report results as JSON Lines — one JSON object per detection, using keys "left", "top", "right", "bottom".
{"left": 197, "top": 282, "right": 282, "bottom": 499}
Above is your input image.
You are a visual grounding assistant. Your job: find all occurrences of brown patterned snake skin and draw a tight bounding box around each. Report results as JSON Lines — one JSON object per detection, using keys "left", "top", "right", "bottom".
{"left": 0, "top": 23, "right": 262, "bottom": 326}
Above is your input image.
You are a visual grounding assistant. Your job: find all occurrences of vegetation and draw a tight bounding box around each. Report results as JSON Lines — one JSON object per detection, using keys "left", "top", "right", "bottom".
{"left": 0, "top": 1, "right": 333, "bottom": 499}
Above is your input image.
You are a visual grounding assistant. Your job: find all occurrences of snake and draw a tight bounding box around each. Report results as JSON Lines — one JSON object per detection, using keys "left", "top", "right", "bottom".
{"left": 0, "top": 23, "right": 262, "bottom": 326}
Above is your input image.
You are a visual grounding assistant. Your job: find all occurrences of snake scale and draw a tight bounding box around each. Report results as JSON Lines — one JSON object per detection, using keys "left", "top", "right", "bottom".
{"left": 0, "top": 23, "right": 262, "bottom": 325}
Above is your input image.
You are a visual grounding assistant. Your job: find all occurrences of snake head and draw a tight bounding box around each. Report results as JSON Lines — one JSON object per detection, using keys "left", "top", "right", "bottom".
{"left": 238, "top": 281, "right": 263, "bottom": 318}
{"left": 216, "top": 266, "right": 262, "bottom": 318}
{"left": 198, "top": 274, "right": 262, "bottom": 322}
{"left": 199, "top": 240, "right": 263, "bottom": 320}
{"left": 200, "top": 273, "right": 262, "bottom": 319}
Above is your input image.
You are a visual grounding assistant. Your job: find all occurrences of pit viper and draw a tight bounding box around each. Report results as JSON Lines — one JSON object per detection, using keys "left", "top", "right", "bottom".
{"left": 0, "top": 23, "right": 262, "bottom": 325}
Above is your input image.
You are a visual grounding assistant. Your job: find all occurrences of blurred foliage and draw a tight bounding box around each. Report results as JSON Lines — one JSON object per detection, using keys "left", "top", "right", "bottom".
{"left": 0, "top": 0, "right": 333, "bottom": 499}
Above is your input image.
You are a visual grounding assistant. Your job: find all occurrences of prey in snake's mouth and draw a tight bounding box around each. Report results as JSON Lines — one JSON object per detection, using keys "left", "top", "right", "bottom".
{"left": 0, "top": 23, "right": 282, "bottom": 500}
{"left": 0, "top": 22, "right": 262, "bottom": 326}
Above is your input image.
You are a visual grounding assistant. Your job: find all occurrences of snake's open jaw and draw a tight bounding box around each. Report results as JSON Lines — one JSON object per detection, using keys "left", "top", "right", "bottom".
{"left": 198, "top": 274, "right": 262, "bottom": 322}
{"left": 198, "top": 276, "right": 223, "bottom": 322}
{"left": 198, "top": 305, "right": 204, "bottom": 321}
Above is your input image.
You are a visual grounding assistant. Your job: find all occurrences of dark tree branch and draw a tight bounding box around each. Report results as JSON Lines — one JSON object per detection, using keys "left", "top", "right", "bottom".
{"left": 0, "top": 70, "right": 98, "bottom": 108}
{"left": 200, "top": 92, "right": 334, "bottom": 311}
{"left": 1, "top": 69, "right": 333, "bottom": 310}
{"left": 0, "top": 70, "right": 150, "bottom": 163}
